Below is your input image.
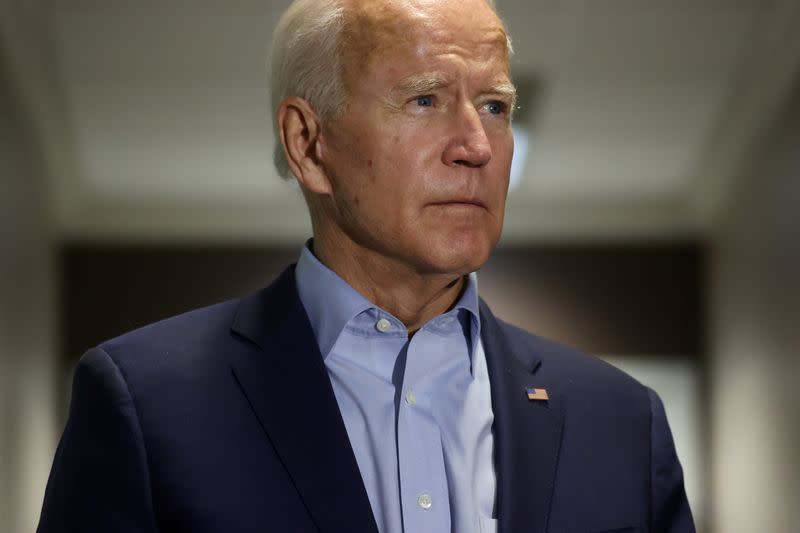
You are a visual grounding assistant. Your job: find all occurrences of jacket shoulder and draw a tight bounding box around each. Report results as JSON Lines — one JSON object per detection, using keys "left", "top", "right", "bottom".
{"left": 101, "top": 297, "right": 242, "bottom": 350}
{"left": 94, "top": 297, "right": 245, "bottom": 377}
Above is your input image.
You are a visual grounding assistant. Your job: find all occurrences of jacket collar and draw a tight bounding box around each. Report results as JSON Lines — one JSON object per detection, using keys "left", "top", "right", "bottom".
{"left": 230, "top": 266, "right": 564, "bottom": 533}
{"left": 480, "top": 300, "right": 565, "bottom": 533}
{"left": 230, "top": 266, "right": 380, "bottom": 533}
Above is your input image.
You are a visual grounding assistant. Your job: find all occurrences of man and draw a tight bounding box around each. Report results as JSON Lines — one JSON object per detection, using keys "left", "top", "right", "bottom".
{"left": 38, "top": 0, "right": 695, "bottom": 531}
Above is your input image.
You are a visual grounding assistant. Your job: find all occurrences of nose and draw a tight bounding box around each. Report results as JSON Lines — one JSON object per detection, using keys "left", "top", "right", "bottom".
{"left": 442, "top": 103, "right": 492, "bottom": 168}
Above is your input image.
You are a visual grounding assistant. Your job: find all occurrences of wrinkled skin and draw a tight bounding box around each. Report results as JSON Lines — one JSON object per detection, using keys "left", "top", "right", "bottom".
{"left": 282, "top": 0, "right": 515, "bottom": 328}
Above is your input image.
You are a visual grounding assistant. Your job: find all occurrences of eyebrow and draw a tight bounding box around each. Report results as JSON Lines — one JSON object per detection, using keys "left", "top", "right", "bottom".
{"left": 490, "top": 81, "right": 518, "bottom": 106}
{"left": 391, "top": 74, "right": 450, "bottom": 97}
{"left": 391, "top": 74, "right": 518, "bottom": 104}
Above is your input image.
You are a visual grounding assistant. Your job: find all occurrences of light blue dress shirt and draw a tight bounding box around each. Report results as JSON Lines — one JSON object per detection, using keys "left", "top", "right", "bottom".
{"left": 295, "top": 246, "right": 498, "bottom": 533}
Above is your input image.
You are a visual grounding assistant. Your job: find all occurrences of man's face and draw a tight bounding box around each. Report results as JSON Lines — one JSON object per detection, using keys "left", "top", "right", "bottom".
{"left": 318, "top": 0, "right": 514, "bottom": 276}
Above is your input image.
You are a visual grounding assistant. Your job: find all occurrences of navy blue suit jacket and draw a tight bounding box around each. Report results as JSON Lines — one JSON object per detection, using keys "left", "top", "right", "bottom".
{"left": 39, "top": 266, "right": 694, "bottom": 532}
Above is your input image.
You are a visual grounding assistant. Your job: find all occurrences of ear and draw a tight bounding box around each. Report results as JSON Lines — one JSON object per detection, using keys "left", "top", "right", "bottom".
{"left": 277, "top": 97, "right": 332, "bottom": 195}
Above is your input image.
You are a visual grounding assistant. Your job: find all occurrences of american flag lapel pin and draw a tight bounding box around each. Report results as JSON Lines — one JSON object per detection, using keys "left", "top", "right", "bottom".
{"left": 526, "top": 387, "right": 549, "bottom": 401}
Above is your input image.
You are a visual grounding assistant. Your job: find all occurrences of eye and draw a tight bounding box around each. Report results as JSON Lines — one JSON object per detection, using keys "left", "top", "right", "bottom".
{"left": 484, "top": 100, "right": 506, "bottom": 115}
{"left": 415, "top": 95, "right": 434, "bottom": 107}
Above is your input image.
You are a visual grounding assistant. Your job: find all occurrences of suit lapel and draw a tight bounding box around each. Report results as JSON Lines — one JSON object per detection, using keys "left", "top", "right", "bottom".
{"left": 480, "top": 301, "right": 565, "bottom": 533}
{"left": 229, "top": 267, "right": 379, "bottom": 533}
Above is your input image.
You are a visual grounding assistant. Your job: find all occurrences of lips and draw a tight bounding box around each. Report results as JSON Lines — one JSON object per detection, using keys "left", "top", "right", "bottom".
{"left": 430, "top": 198, "right": 487, "bottom": 209}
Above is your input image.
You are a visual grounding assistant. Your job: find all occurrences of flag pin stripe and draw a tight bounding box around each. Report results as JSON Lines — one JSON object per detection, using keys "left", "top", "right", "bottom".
{"left": 526, "top": 387, "right": 549, "bottom": 401}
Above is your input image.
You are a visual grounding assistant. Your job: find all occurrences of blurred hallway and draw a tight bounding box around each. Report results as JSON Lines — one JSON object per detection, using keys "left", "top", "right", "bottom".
{"left": 0, "top": 53, "right": 58, "bottom": 533}
{"left": 1, "top": 1, "right": 799, "bottom": 531}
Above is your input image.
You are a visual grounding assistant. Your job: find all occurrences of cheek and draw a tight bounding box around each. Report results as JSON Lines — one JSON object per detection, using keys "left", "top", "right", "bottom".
{"left": 375, "top": 138, "right": 435, "bottom": 196}
{"left": 492, "top": 126, "right": 515, "bottom": 161}
{"left": 490, "top": 133, "right": 514, "bottom": 189}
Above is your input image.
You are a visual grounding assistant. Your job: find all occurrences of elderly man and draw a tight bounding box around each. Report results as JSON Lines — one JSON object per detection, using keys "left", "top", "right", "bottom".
{"left": 38, "top": 0, "right": 694, "bottom": 532}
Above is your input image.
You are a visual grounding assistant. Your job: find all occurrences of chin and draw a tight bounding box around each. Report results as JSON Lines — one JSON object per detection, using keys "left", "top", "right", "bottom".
{"left": 420, "top": 231, "right": 496, "bottom": 275}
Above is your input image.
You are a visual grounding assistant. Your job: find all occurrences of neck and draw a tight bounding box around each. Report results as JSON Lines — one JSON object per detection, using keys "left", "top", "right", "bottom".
{"left": 312, "top": 233, "right": 466, "bottom": 333}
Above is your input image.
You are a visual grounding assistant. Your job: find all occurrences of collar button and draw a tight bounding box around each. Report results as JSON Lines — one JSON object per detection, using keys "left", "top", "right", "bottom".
{"left": 375, "top": 318, "right": 392, "bottom": 333}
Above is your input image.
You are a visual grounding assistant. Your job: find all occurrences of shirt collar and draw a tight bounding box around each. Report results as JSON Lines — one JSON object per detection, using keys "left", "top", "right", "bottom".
{"left": 295, "top": 241, "right": 482, "bottom": 360}
{"left": 453, "top": 270, "right": 482, "bottom": 362}
{"left": 295, "top": 242, "right": 375, "bottom": 359}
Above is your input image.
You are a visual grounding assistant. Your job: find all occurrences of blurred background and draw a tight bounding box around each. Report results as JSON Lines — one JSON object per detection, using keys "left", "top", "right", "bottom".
{"left": 1, "top": 0, "right": 798, "bottom": 531}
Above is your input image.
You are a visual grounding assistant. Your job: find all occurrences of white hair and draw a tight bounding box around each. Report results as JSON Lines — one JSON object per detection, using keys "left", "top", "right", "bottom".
{"left": 270, "top": 0, "right": 346, "bottom": 178}
{"left": 269, "top": 0, "right": 509, "bottom": 179}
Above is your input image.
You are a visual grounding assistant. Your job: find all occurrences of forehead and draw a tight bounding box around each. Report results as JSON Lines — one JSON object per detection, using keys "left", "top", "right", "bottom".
{"left": 342, "top": 0, "right": 510, "bottom": 81}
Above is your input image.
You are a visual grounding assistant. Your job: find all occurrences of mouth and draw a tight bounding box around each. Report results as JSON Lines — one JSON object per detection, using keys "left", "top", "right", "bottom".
{"left": 430, "top": 199, "right": 487, "bottom": 209}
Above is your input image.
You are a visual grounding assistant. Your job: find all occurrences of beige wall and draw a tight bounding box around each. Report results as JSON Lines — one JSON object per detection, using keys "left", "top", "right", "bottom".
{"left": 0, "top": 63, "right": 58, "bottom": 533}
{"left": 709, "top": 85, "right": 800, "bottom": 532}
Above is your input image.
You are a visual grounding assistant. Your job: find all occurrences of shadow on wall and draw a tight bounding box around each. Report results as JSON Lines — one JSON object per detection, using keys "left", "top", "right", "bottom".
{"left": 708, "top": 81, "right": 800, "bottom": 533}
{"left": 0, "top": 55, "right": 59, "bottom": 533}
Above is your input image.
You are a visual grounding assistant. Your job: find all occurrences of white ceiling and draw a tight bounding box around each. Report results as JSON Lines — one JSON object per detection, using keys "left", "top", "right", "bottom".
{"left": 2, "top": 0, "right": 799, "bottom": 243}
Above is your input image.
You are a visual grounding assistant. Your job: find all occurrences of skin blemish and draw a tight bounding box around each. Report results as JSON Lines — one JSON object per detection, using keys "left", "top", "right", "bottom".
{"left": 367, "top": 159, "right": 373, "bottom": 168}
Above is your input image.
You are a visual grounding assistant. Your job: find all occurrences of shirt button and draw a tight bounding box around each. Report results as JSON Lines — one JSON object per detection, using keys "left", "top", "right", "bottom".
{"left": 405, "top": 389, "right": 416, "bottom": 405}
{"left": 417, "top": 493, "right": 432, "bottom": 510}
{"left": 375, "top": 318, "right": 391, "bottom": 333}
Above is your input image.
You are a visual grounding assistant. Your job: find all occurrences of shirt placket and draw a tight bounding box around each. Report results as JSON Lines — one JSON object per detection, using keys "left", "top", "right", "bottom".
{"left": 397, "top": 327, "right": 452, "bottom": 532}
